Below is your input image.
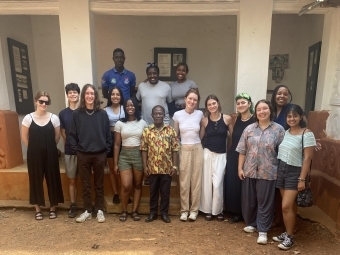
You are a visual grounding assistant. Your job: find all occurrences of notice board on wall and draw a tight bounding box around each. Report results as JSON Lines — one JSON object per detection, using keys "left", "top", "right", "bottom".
{"left": 7, "top": 38, "right": 34, "bottom": 114}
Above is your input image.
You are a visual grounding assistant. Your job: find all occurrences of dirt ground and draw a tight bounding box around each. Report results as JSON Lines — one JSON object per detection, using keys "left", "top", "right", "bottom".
{"left": 0, "top": 208, "right": 339, "bottom": 255}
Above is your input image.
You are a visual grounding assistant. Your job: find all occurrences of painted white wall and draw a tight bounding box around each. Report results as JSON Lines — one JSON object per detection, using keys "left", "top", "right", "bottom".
{"left": 95, "top": 15, "right": 238, "bottom": 114}
{"left": 268, "top": 14, "right": 324, "bottom": 109}
{"left": 0, "top": 15, "right": 40, "bottom": 158}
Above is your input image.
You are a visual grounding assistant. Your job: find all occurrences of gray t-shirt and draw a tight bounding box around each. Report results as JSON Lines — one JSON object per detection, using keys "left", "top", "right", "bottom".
{"left": 136, "top": 81, "right": 172, "bottom": 125}
{"left": 170, "top": 79, "right": 198, "bottom": 105}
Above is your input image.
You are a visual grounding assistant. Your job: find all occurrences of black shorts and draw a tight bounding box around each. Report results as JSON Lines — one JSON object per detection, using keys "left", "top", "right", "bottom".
{"left": 276, "top": 160, "right": 301, "bottom": 190}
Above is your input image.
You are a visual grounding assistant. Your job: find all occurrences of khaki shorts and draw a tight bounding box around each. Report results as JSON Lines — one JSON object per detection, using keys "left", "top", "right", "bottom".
{"left": 118, "top": 147, "right": 143, "bottom": 171}
{"left": 65, "top": 154, "right": 77, "bottom": 179}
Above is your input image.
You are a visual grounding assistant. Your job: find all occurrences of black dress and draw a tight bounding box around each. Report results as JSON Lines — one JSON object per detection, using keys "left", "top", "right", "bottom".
{"left": 224, "top": 115, "right": 254, "bottom": 215}
{"left": 27, "top": 114, "right": 64, "bottom": 206}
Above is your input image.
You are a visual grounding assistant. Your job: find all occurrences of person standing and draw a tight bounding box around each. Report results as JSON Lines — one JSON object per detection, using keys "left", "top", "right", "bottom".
{"left": 274, "top": 104, "right": 316, "bottom": 250}
{"left": 59, "top": 83, "right": 80, "bottom": 218}
{"left": 136, "top": 63, "right": 172, "bottom": 125}
{"left": 173, "top": 88, "right": 204, "bottom": 221}
{"left": 237, "top": 99, "right": 285, "bottom": 245}
{"left": 21, "top": 91, "right": 64, "bottom": 220}
{"left": 224, "top": 93, "right": 255, "bottom": 223}
{"left": 141, "top": 105, "right": 180, "bottom": 223}
{"left": 69, "top": 84, "right": 112, "bottom": 223}
{"left": 200, "top": 95, "right": 233, "bottom": 221}
{"left": 101, "top": 48, "right": 136, "bottom": 103}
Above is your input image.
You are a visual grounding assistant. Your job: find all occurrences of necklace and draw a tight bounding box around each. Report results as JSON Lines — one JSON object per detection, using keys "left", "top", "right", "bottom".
{"left": 241, "top": 114, "right": 253, "bottom": 121}
{"left": 86, "top": 109, "right": 94, "bottom": 115}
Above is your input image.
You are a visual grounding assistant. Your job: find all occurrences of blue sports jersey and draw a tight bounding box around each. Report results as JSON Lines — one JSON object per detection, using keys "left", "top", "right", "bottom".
{"left": 101, "top": 68, "right": 136, "bottom": 101}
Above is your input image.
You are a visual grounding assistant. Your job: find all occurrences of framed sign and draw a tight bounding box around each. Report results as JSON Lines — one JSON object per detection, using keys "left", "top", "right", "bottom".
{"left": 7, "top": 38, "right": 34, "bottom": 114}
{"left": 154, "top": 48, "right": 187, "bottom": 81}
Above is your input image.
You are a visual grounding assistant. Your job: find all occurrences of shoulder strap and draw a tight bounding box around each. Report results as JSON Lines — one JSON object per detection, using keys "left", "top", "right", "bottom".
{"left": 301, "top": 128, "right": 311, "bottom": 184}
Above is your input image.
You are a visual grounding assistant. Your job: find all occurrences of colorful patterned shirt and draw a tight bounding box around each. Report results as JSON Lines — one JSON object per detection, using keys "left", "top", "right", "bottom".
{"left": 140, "top": 124, "right": 180, "bottom": 174}
{"left": 236, "top": 122, "right": 285, "bottom": 180}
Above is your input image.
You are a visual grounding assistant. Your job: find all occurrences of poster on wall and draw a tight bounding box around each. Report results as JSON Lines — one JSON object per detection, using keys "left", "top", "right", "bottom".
{"left": 154, "top": 48, "right": 187, "bottom": 81}
{"left": 7, "top": 38, "right": 34, "bottom": 114}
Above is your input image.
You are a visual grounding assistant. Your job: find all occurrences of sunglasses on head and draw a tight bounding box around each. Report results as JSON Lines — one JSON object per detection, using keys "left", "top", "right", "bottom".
{"left": 147, "top": 62, "right": 158, "bottom": 67}
{"left": 38, "top": 100, "right": 50, "bottom": 105}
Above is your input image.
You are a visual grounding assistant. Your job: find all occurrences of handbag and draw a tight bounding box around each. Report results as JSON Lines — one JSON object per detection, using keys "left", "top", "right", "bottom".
{"left": 296, "top": 129, "right": 313, "bottom": 207}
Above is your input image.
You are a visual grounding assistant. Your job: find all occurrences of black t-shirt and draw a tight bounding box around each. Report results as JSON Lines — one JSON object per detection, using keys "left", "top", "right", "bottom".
{"left": 59, "top": 107, "right": 74, "bottom": 155}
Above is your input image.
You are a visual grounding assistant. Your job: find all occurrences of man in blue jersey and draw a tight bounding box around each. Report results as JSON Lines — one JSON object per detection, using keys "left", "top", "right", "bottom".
{"left": 101, "top": 48, "right": 136, "bottom": 102}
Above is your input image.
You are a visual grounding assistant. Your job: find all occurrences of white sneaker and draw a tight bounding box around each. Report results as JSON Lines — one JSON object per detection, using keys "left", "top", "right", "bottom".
{"left": 257, "top": 232, "right": 268, "bottom": 245}
{"left": 76, "top": 210, "right": 91, "bottom": 223}
{"left": 188, "top": 212, "right": 198, "bottom": 221}
{"left": 180, "top": 212, "right": 188, "bottom": 221}
{"left": 96, "top": 210, "right": 105, "bottom": 223}
{"left": 243, "top": 226, "right": 256, "bottom": 233}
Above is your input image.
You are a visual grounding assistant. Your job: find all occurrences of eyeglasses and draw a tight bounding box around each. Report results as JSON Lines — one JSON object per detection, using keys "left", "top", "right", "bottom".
{"left": 147, "top": 62, "right": 158, "bottom": 67}
{"left": 38, "top": 100, "right": 50, "bottom": 105}
{"left": 214, "top": 121, "right": 218, "bottom": 132}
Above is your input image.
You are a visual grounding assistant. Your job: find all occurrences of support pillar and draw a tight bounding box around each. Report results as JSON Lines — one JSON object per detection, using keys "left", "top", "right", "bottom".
{"left": 58, "top": 0, "right": 97, "bottom": 105}
{"left": 235, "top": 0, "right": 273, "bottom": 104}
{"left": 323, "top": 9, "right": 340, "bottom": 139}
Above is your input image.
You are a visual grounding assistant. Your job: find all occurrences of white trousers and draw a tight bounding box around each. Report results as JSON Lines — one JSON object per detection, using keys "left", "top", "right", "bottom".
{"left": 200, "top": 148, "right": 226, "bottom": 215}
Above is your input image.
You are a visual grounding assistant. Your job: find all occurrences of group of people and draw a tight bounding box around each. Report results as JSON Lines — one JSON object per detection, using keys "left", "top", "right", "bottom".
{"left": 21, "top": 48, "right": 316, "bottom": 251}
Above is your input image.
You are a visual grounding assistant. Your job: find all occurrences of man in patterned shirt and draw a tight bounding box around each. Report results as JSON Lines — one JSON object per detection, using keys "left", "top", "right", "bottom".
{"left": 141, "top": 105, "right": 179, "bottom": 223}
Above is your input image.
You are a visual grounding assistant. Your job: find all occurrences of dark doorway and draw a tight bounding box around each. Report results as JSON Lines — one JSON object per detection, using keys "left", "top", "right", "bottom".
{"left": 304, "top": 41, "right": 322, "bottom": 116}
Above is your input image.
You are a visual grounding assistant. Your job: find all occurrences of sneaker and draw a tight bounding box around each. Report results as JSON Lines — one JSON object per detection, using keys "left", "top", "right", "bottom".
{"left": 76, "top": 210, "right": 91, "bottom": 223}
{"left": 273, "top": 232, "right": 287, "bottom": 242}
{"left": 257, "top": 232, "right": 268, "bottom": 245}
{"left": 96, "top": 210, "right": 105, "bottom": 223}
{"left": 243, "top": 226, "right": 256, "bottom": 233}
{"left": 68, "top": 204, "right": 77, "bottom": 218}
{"left": 278, "top": 235, "right": 295, "bottom": 250}
{"left": 188, "top": 212, "right": 198, "bottom": 221}
{"left": 112, "top": 194, "right": 120, "bottom": 205}
{"left": 180, "top": 212, "right": 188, "bottom": 221}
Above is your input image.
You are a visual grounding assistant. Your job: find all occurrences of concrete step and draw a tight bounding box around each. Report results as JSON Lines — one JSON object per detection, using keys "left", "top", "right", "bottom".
{"left": 104, "top": 196, "right": 180, "bottom": 216}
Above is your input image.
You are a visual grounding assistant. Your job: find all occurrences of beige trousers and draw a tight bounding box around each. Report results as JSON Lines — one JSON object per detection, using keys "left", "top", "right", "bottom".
{"left": 179, "top": 143, "right": 203, "bottom": 214}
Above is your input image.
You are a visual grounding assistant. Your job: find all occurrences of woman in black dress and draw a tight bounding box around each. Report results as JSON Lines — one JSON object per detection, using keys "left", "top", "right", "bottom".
{"left": 224, "top": 93, "right": 254, "bottom": 223}
{"left": 21, "top": 91, "right": 64, "bottom": 220}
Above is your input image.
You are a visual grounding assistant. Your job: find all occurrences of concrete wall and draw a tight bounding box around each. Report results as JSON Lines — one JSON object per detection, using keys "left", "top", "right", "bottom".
{"left": 0, "top": 15, "right": 40, "bottom": 158}
{"left": 268, "top": 14, "right": 324, "bottom": 108}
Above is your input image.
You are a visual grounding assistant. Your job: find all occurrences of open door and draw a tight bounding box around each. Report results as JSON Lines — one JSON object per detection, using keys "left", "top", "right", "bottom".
{"left": 304, "top": 41, "right": 322, "bottom": 116}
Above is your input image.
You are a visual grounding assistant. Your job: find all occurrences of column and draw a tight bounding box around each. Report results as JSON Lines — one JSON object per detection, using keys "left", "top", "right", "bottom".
{"left": 235, "top": 0, "right": 273, "bottom": 104}
{"left": 321, "top": 9, "right": 340, "bottom": 139}
{"left": 59, "top": 0, "right": 97, "bottom": 105}
{"left": 0, "top": 39, "right": 11, "bottom": 111}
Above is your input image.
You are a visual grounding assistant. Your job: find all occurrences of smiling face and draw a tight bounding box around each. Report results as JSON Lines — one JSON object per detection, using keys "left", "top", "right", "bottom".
{"left": 147, "top": 67, "right": 159, "bottom": 85}
{"left": 206, "top": 99, "right": 219, "bottom": 114}
{"left": 67, "top": 90, "right": 79, "bottom": 104}
{"left": 185, "top": 92, "right": 198, "bottom": 111}
{"left": 236, "top": 98, "right": 251, "bottom": 114}
{"left": 112, "top": 51, "right": 125, "bottom": 69}
{"left": 275, "top": 87, "right": 289, "bottom": 107}
{"left": 151, "top": 106, "right": 164, "bottom": 125}
{"left": 286, "top": 111, "right": 302, "bottom": 128}
{"left": 85, "top": 87, "right": 95, "bottom": 107}
{"left": 125, "top": 99, "right": 135, "bottom": 116}
{"left": 256, "top": 102, "right": 271, "bottom": 122}
{"left": 176, "top": 65, "right": 187, "bottom": 82}
{"left": 36, "top": 96, "right": 50, "bottom": 111}
{"left": 110, "top": 88, "right": 121, "bottom": 105}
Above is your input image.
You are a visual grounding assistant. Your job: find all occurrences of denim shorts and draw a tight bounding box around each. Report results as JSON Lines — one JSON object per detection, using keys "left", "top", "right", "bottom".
{"left": 118, "top": 147, "right": 143, "bottom": 171}
{"left": 276, "top": 160, "right": 301, "bottom": 190}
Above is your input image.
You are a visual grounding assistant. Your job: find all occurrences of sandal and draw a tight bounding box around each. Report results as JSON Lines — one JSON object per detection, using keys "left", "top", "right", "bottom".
{"left": 35, "top": 212, "right": 43, "bottom": 221}
{"left": 217, "top": 213, "right": 224, "bottom": 222}
{"left": 131, "top": 211, "right": 141, "bottom": 221}
{"left": 205, "top": 213, "right": 213, "bottom": 221}
{"left": 49, "top": 211, "right": 57, "bottom": 219}
{"left": 119, "top": 211, "right": 128, "bottom": 222}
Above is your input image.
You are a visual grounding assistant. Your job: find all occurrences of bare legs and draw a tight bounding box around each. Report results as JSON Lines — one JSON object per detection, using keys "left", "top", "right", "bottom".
{"left": 280, "top": 189, "right": 298, "bottom": 235}
{"left": 120, "top": 169, "right": 144, "bottom": 212}
{"left": 108, "top": 158, "right": 119, "bottom": 195}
